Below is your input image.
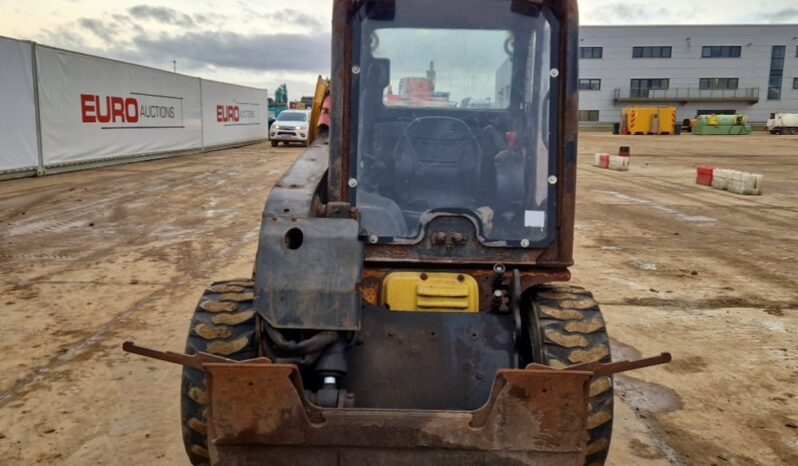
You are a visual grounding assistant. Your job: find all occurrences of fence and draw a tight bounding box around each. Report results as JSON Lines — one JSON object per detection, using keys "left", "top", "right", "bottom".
{"left": 0, "top": 36, "right": 269, "bottom": 178}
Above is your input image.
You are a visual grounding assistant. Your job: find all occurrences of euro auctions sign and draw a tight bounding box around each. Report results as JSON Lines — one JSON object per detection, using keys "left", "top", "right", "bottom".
{"left": 201, "top": 79, "right": 267, "bottom": 147}
{"left": 216, "top": 102, "right": 259, "bottom": 125}
{"left": 36, "top": 45, "right": 202, "bottom": 165}
{"left": 80, "top": 93, "right": 185, "bottom": 128}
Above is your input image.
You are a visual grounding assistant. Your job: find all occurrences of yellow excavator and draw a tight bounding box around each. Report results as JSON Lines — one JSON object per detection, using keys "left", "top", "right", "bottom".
{"left": 125, "top": 1, "right": 670, "bottom": 464}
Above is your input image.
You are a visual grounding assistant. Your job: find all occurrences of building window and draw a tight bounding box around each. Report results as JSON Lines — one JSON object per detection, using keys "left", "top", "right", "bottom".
{"left": 793, "top": 77, "right": 798, "bottom": 90}
{"left": 768, "top": 45, "right": 786, "bottom": 100}
{"left": 579, "top": 110, "right": 600, "bottom": 121}
{"left": 701, "top": 46, "right": 741, "bottom": 58}
{"left": 578, "top": 79, "right": 601, "bottom": 90}
{"left": 579, "top": 47, "right": 603, "bottom": 59}
{"left": 699, "top": 78, "right": 739, "bottom": 90}
{"left": 633, "top": 46, "right": 672, "bottom": 58}
{"left": 630, "top": 78, "right": 670, "bottom": 97}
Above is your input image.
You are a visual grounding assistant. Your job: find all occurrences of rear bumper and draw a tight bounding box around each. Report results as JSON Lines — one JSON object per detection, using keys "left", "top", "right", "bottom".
{"left": 205, "top": 363, "right": 593, "bottom": 465}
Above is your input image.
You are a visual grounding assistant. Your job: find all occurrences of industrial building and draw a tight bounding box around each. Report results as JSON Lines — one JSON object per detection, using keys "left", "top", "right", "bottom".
{"left": 577, "top": 24, "right": 798, "bottom": 124}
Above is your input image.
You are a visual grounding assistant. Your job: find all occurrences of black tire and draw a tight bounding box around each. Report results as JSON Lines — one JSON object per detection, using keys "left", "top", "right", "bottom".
{"left": 530, "top": 284, "right": 613, "bottom": 465}
{"left": 271, "top": 140, "right": 279, "bottom": 147}
{"left": 180, "top": 279, "right": 259, "bottom": 465}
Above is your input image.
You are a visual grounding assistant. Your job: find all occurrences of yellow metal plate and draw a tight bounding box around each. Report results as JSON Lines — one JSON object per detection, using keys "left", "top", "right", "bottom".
{"left": 381, "top": 272, "right": 479, "bottom": 312}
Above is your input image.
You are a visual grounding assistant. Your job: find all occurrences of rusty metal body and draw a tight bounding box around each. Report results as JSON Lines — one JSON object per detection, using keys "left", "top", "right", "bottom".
{"left": 124, "top": 341, "right": 669, "bottom": 465}
{"left": 123, "top": 0, "right": 674, "bottom": 464}
{"left": 206, "top": 363, "right": 592, "bottom": 465}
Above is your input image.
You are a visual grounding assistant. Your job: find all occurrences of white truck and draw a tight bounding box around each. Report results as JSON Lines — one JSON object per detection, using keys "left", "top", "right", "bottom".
{"left": 767, "top": 113, "right": 798, "bottom": 134}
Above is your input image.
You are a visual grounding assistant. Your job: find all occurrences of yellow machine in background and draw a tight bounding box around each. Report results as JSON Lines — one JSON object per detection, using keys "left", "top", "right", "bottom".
{"left": 621, "top": 107, "right": 677, "bottom": 135}
{"left": 308, "top": 75, "right": 330, "bottom": 144}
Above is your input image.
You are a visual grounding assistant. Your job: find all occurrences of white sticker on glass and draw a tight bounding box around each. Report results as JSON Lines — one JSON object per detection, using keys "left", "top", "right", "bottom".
{"left": 524, "top": 210, "right": 545, "bottom": 228}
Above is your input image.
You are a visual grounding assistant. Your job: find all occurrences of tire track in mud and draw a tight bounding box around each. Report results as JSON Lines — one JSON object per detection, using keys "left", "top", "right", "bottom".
{"left": 582, "top": 165, "right": 798, "bottom": 222}
{"left": 0, "top": 145, "right": 294, "bottom": 407}
{"left": 0, "top": 154, "right": 284, "bottom": 280}
{"left": 0, "top": 226, "right": 260, "bottom": 408}
{"left": 580, "top": 173, "right": 798, "bottom": 293}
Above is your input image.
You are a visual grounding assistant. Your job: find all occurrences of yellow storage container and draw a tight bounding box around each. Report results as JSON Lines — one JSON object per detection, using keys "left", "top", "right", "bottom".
{"left": 621, "top": 107, "right": 677, "bottom": 135}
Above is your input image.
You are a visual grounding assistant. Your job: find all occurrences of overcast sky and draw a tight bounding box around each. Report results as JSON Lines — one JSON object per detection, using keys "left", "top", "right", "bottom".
{"left": 1, "top": 1, "right": 797, "bottom": 97}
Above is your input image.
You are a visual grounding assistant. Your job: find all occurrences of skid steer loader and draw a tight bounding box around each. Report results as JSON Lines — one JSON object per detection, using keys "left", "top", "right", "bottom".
{"left": 124, "top": 0, "right": 670, "bottom": 464}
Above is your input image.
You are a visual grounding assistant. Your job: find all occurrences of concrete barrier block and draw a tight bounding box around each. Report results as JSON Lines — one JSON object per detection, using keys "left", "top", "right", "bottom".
{"left": 696, "top": 166, "right": 714, "bottom": 186}
{"left": 595, "top": 152, "right": 611, "bottom": 168}
{"left": 608, "top": 155, "right": 630, "bottom": 171}
{"left": 711, "top": 169, "right": 731, "bottom": 190}
{"left": 728, "top": 171, "right": 763, "bottom": 195}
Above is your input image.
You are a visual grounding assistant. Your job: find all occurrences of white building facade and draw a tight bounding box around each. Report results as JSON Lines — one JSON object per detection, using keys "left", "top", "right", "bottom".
{"left": 578, "top": 25, "right": 798, "bottom": 124}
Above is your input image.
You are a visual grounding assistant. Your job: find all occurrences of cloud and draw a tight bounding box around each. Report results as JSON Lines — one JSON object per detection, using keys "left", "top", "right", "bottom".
{"left": 585, "top": 2, "right": 673, "bottom": 23}
{"left": 128, "top": 5, "right": 195, "bottom": 27}
{"left": 241, "top": 8, "right": 327, "bottom": 30}
{"left": 756, "top": 8, "right": 798, "bottom": 23}
{"left": 132, "top": 31, "right": 331, "bottom": 73}
{"left": 269, "top": 9, "right": 325, "bottom": 30}
{"left": 78, "top": 18, "right": 116, "bottom": 43}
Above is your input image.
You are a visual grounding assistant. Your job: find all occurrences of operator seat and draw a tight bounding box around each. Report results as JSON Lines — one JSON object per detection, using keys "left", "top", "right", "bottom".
{"left": 393, "top": 116, "right": 481, "bottom": 215}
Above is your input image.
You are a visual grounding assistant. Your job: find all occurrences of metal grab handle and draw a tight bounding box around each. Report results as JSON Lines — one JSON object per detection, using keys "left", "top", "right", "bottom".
{"left": 525, "top": 352, "right": 671, "bottom": 376}
{"left": 122, "top": 341, "right": 271, "bottom": 371}
{"left": 565, "top": 352, "right": 671, "bottom": 377}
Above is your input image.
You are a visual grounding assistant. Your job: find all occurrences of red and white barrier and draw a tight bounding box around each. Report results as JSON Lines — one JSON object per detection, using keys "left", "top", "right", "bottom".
{"left": 696, "top": 167, "right": 762, "bottom": 195}
{"left": 594, "top": 152, "right": 629, "bottom": 171}
{"left": 696, "top": 167, "right": 714, "bottom": 186}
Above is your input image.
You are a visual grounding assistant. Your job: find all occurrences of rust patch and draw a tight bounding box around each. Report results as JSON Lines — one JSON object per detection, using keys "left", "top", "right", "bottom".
{"left": 212, "top": 310, "right": 256, "bottom": 326}
{"left": 568, "top": 344, "right": 609, "bottom": 363}
{"left": 199, "top": 300, "right": 237, "bottom": 313}
{"left": 194, "top": 323, "right": 232, "bottom": 340}
{"left": 219, "top": 292, "right": 254, "bottom": 302}
{"left": 589, "top": 377, "right": 612, "bottom": 397}
{"left": 207, "top": 336, "right": 249, "bottom": 356}
{"left": 544, "top": 329, "right": 589, "bottom": 348}
{"left": 208, "top": 284, "right": 245, "bottom": 293}
{"left": 559, "top": 299, "right": 598, "bottom": 310}
{"left": 188, "top": 386, "right": 208, "bottom": 406}
{"left": 565, "top": 318, "right": 605, "bottom": 334}
{"left": 586, "top": 410, "right": 612, "bottom": 429}
{"left": 539, "top": 305, "right": 583, "bottom": 320}
{"left": 186, "top": 417, "right": 207, "bottom": 435}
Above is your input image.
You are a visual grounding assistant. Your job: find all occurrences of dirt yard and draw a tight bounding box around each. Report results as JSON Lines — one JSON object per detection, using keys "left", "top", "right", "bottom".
{"left": 0, "top": 134, "right": 795, "bottom": 465}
